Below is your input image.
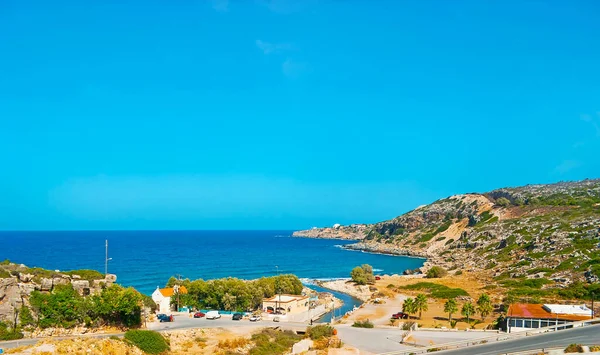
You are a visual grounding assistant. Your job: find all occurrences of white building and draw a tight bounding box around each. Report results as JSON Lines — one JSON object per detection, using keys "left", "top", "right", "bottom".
{"left": 333, "top": 223, "right": 341, "bottom": 229}
{"left": 151, "top": 285, "right": 188, "bottom": 313}
{"left": 506, "top": 303, "right": 592, "bottom": 333}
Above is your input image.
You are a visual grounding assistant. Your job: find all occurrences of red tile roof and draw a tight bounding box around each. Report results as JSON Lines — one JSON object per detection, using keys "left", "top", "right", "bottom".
{"left": 159, "top": 285, "right": 188, "bottom": 297}
{"left": 507, "top": 304, "right": 592, "bottom": 322}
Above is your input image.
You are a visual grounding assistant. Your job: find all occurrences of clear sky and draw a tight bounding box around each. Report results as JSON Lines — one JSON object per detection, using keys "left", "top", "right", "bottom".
{"left": 1, "top": 0, "right": 599, "bottom": 230}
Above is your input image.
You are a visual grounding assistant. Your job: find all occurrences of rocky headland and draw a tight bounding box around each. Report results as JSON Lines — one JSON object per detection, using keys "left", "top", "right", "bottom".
{"left": 294, "top": 179, "right": 600, "bottom": 299}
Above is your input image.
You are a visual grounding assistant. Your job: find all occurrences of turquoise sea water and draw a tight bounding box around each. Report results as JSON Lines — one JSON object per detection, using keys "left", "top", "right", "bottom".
{"left": 0, "top": 230, "right": 425, "bottom": 295}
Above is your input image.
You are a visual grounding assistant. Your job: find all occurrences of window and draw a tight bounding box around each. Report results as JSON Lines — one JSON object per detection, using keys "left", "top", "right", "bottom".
{"left": 515, "top": 319, "right": 523, "bottom": 327}
{"left": 524, "top": 320, "right": 532, "bottom": 328}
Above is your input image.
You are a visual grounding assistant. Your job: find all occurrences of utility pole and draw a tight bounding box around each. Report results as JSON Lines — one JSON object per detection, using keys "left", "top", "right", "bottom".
{"left": 105, "top": 240, "right": 112, "bottom": 276}
{"left": 275, "top": 266, "right": 280, "bottom": 314}
{"left": 174, "top": 274, "right": 183, "bottom": 312}
{"left": 592, "top": 292, "right": 595, "bottom": 319}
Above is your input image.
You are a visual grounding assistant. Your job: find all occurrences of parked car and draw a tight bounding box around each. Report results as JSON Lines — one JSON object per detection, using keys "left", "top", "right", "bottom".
{"left": 193, "top": 312, "right": 205, "bottom": 318}
{"left": 249, "top": 315, "right": 261, "bottom": 322}
{"left": 232, "top": 313, "right": 243, "bottom": 321}
{"left": 272, "top": 316, "right": 280, "bottom": 322}
{"left": 391, "top": 312, "right": 408, "bottom": 319}
{"left": 375, "top": 276, "right": 381, "bottom": 280}
{"left": 158, "top": 314, "right": 173, "bottom": 322}
{"left": 206, "top": 311, "right": 221, "bottom": 320}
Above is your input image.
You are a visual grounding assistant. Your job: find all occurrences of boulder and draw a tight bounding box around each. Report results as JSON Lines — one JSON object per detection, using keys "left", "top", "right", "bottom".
{"left": 52, "top": 277, "right": 69, "bottom": 286}
{"left": 40, "top": 278, "right": 53, "bottom": 291}
{"left": 72, "top": 280, "right": 90, "bottom": 293}
{"left": 105, "top": 274, "right": 117, "bottom": 283}
{"left": 71, "top": 274, "right": 81, "bottom": 280}
{"left": 292, "top": 339, "right": 314, "bottom": 354}
{"left": 18, "top": 273, "right": 34, "bottom": 283}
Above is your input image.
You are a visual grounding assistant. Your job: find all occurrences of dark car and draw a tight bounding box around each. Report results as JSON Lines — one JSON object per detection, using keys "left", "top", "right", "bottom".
{"left": 158, "top": 314, "right": 173, "bottom": 322}
{"left": 193, "top": 312, "right": 205, "bottom": 318}
{"left": 392, "top": 312, "right": 408, "bottom": 319}
{"left": 232, "top": 313, "right": 243, "bottom": 320}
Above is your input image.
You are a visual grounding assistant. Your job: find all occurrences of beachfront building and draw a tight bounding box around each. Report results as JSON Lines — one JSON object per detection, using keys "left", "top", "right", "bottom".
{"left": 263, "top": 294, "right": 310, "bottom": 315}
{"left": 506, "top": 303, "right": 593, "bottom": 333}
{"left": 152, "top": 285, "right": 188, "bottom": 313}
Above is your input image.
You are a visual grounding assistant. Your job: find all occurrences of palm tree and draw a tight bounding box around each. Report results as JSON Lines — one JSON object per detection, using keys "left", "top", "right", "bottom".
{"left": 461, "top": 302, "right": 476, "bottom": 325}
{"left": 444, "top": 298, "right": 458, "bottom": 322}
{"left": 476, "top": 293, "right": 493, "bottom": 321}
{"left": 414, "top": 294, "right": 428, "bottom": 319}
{"left": 402, "top": 297, "right": 415, "bottom": 318}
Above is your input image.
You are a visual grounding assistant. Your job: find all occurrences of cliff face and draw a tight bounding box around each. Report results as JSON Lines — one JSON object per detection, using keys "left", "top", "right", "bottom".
{"left": 294, "top": 179, "right": 600, "bottom": 285}
{"left": 0, "top": 262, "right": 116, "bottom": 324}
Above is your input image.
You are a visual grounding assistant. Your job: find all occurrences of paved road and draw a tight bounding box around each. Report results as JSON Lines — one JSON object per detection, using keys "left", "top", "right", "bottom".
{"left": 436, "top": 324, "right": 600, "bottom": 355}
{"left": 0, "top": 314, "right": 310, "bottom": 350}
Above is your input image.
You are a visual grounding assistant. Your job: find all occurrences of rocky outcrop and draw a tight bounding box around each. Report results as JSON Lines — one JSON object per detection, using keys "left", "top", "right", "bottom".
{"left": 292, "top": 224, "right": 368, "bottom": 240}
{"left": 0, "top": 262, "right": 118, "bottom": 324}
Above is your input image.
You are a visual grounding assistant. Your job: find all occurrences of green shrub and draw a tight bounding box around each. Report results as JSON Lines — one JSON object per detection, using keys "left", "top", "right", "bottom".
{"left": 455, "top": 270, "right": 463, "bottom": 276}
{"left": 350, "top": 264, "right": 375, "bottom": 285}
{"left": 124, "top": 330, "right": 169, "bottom": 354}
{"left": 426, "top": 266, "right": 448, "bottom": 279}
{"left": 19, "top": 306, "right": 35, "bottom": 327}
{"left": 0, "top": 269, "right": 10, "bottom": 278}
{"left": 496, "top": 197, "right": 511, "bottom": 207}
{"left": 250, "top": 329, "right": 302, "bottom": 355}
{"left": 0, "top": 322, "right": 24, "bottom": 341}
{"left": 352, "top": 319, "right": 374, "bottom": 328}
{"left": 307, "top": 325, "right": 334, "bottom": 340}
{"left": 400, "top": 282, "right": 469, "bottom": 299}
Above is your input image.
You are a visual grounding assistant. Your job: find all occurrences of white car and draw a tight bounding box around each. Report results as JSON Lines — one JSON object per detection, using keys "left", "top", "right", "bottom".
{"left": 205, "top": 311, "right": 221, "bottom": 320}
{"left": 249, "top": 315, "right": 261, "bottom": 322}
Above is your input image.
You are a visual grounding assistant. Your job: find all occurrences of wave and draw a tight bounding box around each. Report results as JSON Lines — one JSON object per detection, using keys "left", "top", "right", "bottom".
{"left": 373, "top": 268, "right": 384, "bottom": 272}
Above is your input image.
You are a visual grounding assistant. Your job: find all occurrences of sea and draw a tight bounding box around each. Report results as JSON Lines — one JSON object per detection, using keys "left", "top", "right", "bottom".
{"left": 0, "top": 230, "right": 425, "bottom": 296}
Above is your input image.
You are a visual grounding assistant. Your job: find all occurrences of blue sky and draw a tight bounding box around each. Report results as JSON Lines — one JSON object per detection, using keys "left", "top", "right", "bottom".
{"left": 1, "top": 0, "right": 599, "bottom": 230}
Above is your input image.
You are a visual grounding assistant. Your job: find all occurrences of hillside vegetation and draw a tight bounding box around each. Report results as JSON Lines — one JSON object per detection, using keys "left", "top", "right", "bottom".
{"left": 296, "top": 179, "right": 600, "bottom": 302}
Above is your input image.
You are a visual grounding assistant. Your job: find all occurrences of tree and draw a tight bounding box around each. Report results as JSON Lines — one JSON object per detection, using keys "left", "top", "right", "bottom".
{"left": 351, "top": 267, "right": 367, "bottom": 285}
{"left": 402, "top": 297, "right": 415, "bottom": 318}
{"left": 444, "top": 299, "right": 458, "bottom": 322}
{"left": 476, "top": 293, "right": 493, "bottom": 321}
{"left": 414, "top": 294, "right": 428, "bottom": 319}
{"left": 496, "top": 197, "right": 511, "bottom": 207}
{"left": 426, "top": 266, "right": 448, "bottom": 279}
{"left": 461, "top": 302, "right": 475, "bottom": 325}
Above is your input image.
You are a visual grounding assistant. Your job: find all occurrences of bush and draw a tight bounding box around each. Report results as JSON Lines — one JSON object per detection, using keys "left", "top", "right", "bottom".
{"left": 426, "top": 266, "right": 448, "bottom": 279}
{"left": 564, "top": 343, "right": 584, "bottom": 353}
{"left": 307, "top": 325, "right": 334, "bottom": 340}
{"left": 496, "top": 197, "right": 511, "bottom": 207}
{"left": 350, "top": 264, "right": 375, "bottom": 285}
{"left": 250, "top": 329, "right": 303, "bottom": 355}
{"left": 352, "top": 319, "right": 374, "bottom": 328}
{"left": 19, "top": 306, "right": 35, "bottom": 327}
{"left": 124, "top": 330, "right": 169, "bottom": 354}
{"left": 400, "top": 282, "right": 469, "bottom": 299}
{"left": 0, "top": 322, "right": 24, "bottom": 341}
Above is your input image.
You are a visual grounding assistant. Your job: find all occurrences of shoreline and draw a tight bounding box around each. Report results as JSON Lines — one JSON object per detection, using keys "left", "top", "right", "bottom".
{"left": 340, "top": 244, "right": 428, "bottom": 260}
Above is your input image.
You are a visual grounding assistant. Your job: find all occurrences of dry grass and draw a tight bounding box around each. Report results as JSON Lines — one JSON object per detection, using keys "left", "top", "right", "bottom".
{"left": 216, "top": 337, "right": 250, "bottom": 350}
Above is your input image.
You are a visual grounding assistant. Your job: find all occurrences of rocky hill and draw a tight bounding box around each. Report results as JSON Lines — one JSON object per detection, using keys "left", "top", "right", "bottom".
{"left": 295, "top": 179, "right": 600, "bottom": 299}
{"left": 0, "top": 261, "right": 116, "bottom": 325}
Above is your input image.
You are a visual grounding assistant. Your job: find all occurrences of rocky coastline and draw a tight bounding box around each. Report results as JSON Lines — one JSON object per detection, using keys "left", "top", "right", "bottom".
{"left": 292, "top": 224, "right": 367, "bottom": 240}
{"left": 341, "top": 241, "right": 429, "bottom": 259}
